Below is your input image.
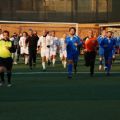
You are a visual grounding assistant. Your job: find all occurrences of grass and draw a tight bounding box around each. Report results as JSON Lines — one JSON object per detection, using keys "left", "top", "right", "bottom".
{"left": 0, "top": 55, "right": 120, "bottom": 120}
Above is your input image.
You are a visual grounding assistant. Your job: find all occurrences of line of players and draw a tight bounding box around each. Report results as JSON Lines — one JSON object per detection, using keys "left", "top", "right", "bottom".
{"left": 0, "top": 28, "right": 120, "bottom": 80}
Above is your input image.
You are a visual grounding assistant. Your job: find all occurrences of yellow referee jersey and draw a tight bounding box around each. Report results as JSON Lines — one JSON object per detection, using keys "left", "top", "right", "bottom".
{"left": 0, "top": 39, "right": 12, "bottom": 58}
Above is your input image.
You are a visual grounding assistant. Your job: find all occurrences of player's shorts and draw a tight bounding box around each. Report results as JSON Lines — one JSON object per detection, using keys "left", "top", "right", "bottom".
{"left": 104, "top": 51, "right": 113, "bottom": 60}
{"left": 67, "top": 51, "right": 79, "bottom": 62}
{"left": 60, "top": 51, "right": 67, "bottom": 58}
{"left": 50, "top": 51, "right": 56, "bottom": 56}
{"left": 0, "top": 57, "right": 13, "bottom": 70}
{"left": 41, "top": 48, "right": 50, "bottom": 58}
{"left": 98, "top": 47, "right": 104, "bottom": 57}
{"left": 20, "top": 47, "right": 29, "bottom": 55}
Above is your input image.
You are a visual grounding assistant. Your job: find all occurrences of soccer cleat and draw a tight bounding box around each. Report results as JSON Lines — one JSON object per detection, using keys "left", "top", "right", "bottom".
{"left": 104, "top": 66, "right": 108, "bottom": 71}
{"left": 7, "top": 84, "right": 12, "bottom": 87}
{"left": 106, "top": 72, "right": 110, "bottom": 76}
{"left": 68, "top": 74, "right": 72, "bottom": 79}
{"left": 0, "top": 82, "right": 5, "bottom": 87}
{"left": 0, "top": 82, "right": 3, "bottom": 87}
{"left": 13, "top": 62, "right": 18, "bottom": 65}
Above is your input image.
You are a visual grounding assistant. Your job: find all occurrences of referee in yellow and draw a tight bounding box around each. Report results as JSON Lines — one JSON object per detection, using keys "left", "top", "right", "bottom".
{"left": 0, "top": 30, "right": 15, "bottom": 87}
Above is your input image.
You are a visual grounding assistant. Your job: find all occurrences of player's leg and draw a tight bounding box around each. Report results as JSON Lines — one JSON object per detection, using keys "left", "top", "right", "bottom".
{"left": 33, "top": 50, "right": 37, "bottom": 67}
{"left": 41, "top": 50, "right": 46, "bottom": 71}
{"left": 63, "top": 51, "right": 67, "bottom": 68}
{"left": 24, "top": 47, "right": 29, "bottom": 65}
{"left": 73, "top": 53, "right": 79, "bottom": 74}
{"left": 84, "top": 51, "right": 90, "bottom": 67}
{"left": 42, "top": 57, "right": 46, "bottom": 71}
{"left": 98, "top": 48, "right": 104, "bottom": 71}
{"left": 24, "top": 54, "right": 29, "bottom": 65}
{"left": 99, "top": 56, "right": 103, "bottom": 71}
{"left": 104, "top": 52, "right": 109, "bottom": 74}
{"left": 67, "top": 54, "right": 73, "bottom": 78}
{"left": 6, "top": 57, "right": 13, "bottom": 87}
{"left": 29, "top": 50, "right": 33, "bottom": 69}
{"left": 90, "top": 52, "right": 96, "bottom": 77}
{"left": 46, "top": 48, "right": 51, "bottom": 66}
{"left": 0, "top": 58, "right": 6, "bottom": 86}
{"left": 106, "top": 53, "right": 113, "bottom": 76}
{"left": 0, "top": 67, "right": 6, "bottom": 86}
{"left": 112, "top": 51, "right": 116, "bottom": 63}
{"left": 52, "top": 54, "right": 56, "bottom": 67}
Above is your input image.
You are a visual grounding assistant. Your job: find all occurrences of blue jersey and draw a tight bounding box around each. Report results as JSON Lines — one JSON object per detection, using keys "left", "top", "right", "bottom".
{"left": 65, "top": 35, "right": 81, "bottom": 55}
{"left": 65, "top": 35, "right": 81, "bottom": 61}
{"left": 115, "top": 37, "right": 120, "bottom": 47}
{"left": 97, "top": 35, "right": 106, "bottom": 56}
{"left": 100, "top": 37, "right": 116, "bottom": 57}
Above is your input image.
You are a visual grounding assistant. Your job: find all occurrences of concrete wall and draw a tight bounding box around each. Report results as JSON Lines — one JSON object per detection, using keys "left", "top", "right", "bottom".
{"left": 0, "top": 23, "right": 99, "bottom": 38}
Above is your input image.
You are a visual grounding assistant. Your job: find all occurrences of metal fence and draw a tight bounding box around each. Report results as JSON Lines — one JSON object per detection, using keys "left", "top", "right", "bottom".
{"left": 0, "top": 0, "right": 119, "bottom": 23}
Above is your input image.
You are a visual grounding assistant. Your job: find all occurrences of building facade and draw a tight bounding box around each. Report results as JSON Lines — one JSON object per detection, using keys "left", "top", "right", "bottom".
{"left": 0, "top": 0, "right": 119, "bottom": 23}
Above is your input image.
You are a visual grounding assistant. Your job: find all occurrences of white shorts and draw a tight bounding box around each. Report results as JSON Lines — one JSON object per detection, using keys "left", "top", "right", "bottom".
{"left": 50, "top": 51, "right": 56, "bottom": 56}
{"left": 41, "top": 48, "right": 50, "bottom": 58}
{"left": 60, "top": 51, "right": 67, "bottom": 58}
{"left": 21, "top": 47, "right": 29, "bottom": 55}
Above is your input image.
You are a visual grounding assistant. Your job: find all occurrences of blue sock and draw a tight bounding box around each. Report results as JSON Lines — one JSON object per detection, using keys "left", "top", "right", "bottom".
{"left": 107, "top": 60, "right": 112, "bottom": 74}
{"left": 68, "top": 64, "right": 72, "bottom": 76}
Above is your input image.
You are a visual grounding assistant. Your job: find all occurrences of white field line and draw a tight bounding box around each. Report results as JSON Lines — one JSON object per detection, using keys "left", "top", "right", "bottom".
{"left": 13, "top": 71, "right": 120, "bottom": 75}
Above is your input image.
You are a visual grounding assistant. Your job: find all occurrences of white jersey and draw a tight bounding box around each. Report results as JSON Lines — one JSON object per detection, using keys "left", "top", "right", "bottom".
{"left": 19, "top": 36, "right": 28, "bottom": 54}
{"left": 50, "top": 37, "right": 59, "bottom": 52}
{"left": 38, "top": 35, "right": 52, "bottom": 50}
{"left": 19, "top": 36, "right": 27, "bottom": 47}
{"left": 59, "top": 38, "right": 66, "bottom": 52}
{"left": 59, "top": 38, "right": 67, "bottom": 58}
{"left": 38, "top": 35, "right": 52, "bottom": 58}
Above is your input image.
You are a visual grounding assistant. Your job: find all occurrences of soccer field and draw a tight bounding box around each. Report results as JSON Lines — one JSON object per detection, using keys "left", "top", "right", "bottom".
{"left": 0, "top": 56, "right": 120, "bottom": 120}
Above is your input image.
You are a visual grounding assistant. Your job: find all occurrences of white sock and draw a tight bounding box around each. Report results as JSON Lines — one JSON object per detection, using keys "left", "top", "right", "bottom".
{"left": 63, "top": 61, "right": 66, "bottom": 68}
{"left": 52, "top": 59, "right": 56, "bottom": 66}
{"left": 42, "top": 62, "right": 46, "bottom": 69}
{"left": 25, "top": 56, "right": 28, "bottom": 64}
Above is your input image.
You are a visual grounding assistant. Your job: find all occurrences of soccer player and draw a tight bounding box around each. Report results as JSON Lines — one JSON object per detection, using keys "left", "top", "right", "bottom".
{"left": 97, "top": 30, "right": 107, "bottom": 71}
{"left": 100, "top": 31, "right": 116, "bottom": 76}
{"left": 19, "top": 32, "right": 29, "bottom": 65}
{"left": 50, "top": 31, "right": 59, "bottom": 67}
{"left": 65, "top": 27, "right": 81, "bottom": 78}
{"left": 37, "top": 30, "right": 51, "bottom": 71}
{"left": 26, "top": 29, "right": 39, "bottom": 70}
{"left": 84, "top": 30, "right": 98, "bottom": 77}
{"left": 10, "top": 33, "right": 19, "bottom": 65}
{"left": 0, "top": 30, "right": 15, "bottom": 87}
{"left": 59, "top": 34, "right": 67, "bottom": 68}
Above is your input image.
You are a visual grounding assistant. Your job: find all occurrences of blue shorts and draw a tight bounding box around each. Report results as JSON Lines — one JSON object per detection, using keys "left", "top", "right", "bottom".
{"left": 104, "top": 51, "right": 112, "bottom": 60}
{"left": 67, "top": 52, "right": 79, "bottom": 62}
{"left": 99, "top": 47, "right": 104, "bottom": 57}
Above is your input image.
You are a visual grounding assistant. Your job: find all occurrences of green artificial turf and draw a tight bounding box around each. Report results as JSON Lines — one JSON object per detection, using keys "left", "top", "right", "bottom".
{"left": 0, "top": 55, "right": 120, "bottom": 120}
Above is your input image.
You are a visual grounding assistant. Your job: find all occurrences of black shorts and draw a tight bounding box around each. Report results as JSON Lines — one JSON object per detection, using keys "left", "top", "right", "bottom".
{"left": 84, "top": 51, "right": 96, "bottom": 66}
{"left": 0, "top": 57, "right": 13, "bottom": 70}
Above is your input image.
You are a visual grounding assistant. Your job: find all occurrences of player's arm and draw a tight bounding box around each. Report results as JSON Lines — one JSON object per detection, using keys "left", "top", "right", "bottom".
{"left": 8, "top": 41, "right": 16, "bottom": 53}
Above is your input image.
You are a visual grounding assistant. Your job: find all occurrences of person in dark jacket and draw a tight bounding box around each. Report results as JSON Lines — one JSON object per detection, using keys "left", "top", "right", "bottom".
{"left": 26, "top": 29, "right": 39, "bottom": 69}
